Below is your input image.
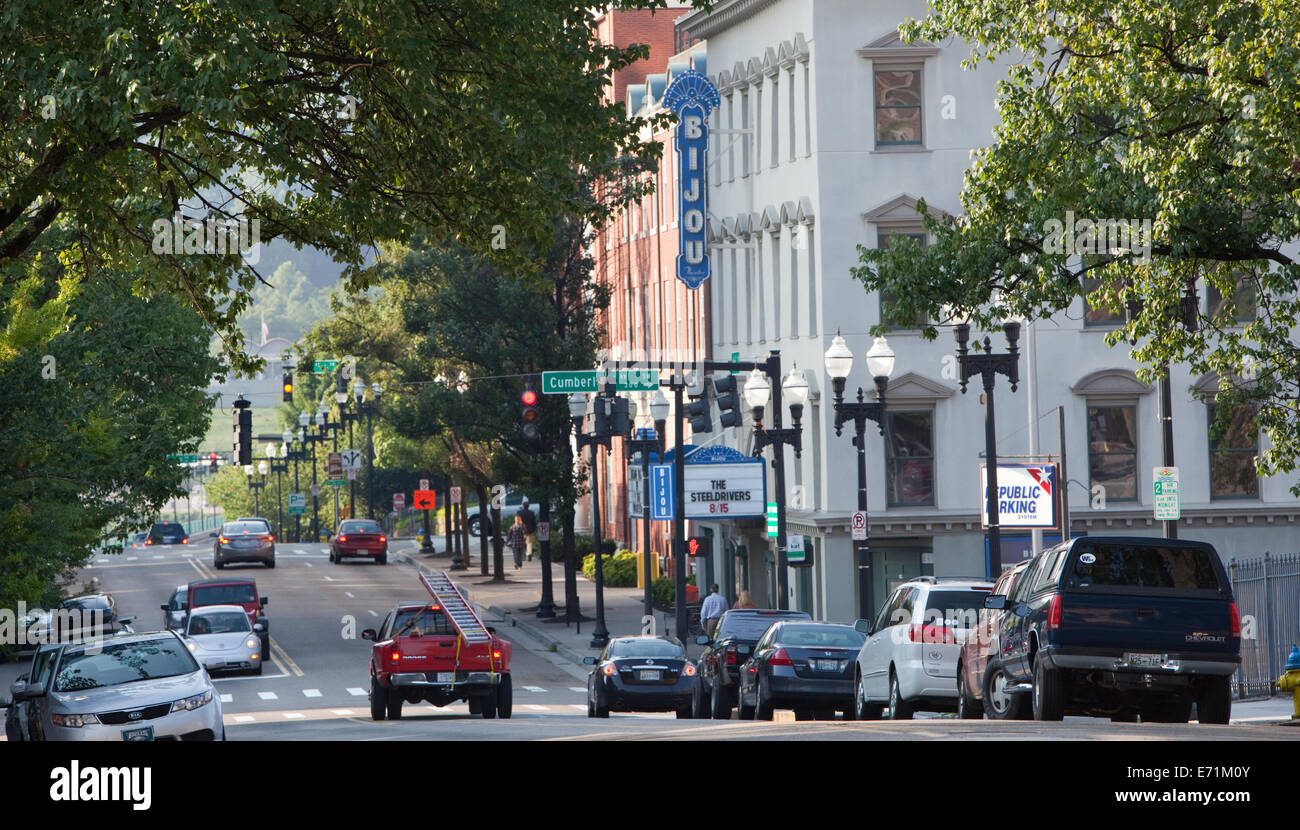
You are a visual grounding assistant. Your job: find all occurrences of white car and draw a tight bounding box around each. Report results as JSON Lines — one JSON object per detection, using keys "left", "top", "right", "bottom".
{"left": 183, "top": 604, "right": 264, "bottom": 675}
{"left": 853, "top": 576, "right": 994, "bottom": 719}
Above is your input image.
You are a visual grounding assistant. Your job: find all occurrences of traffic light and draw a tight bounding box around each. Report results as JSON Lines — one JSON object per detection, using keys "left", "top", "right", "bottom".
{"left": 687, "top": 395, "right": 712, "bottom": 434}
{"left": 712, "top": 374, "right": 741, "bottom": 428}
{"left": 209, "top": 451, "right": 218, "bottom": 472}
{"left": 233, "top": 396, "right": 252, "bottom": 466}
{"left": 282, "top": 371, "right": 293, "bottom": 402}
{"left": 609, "top": 396, "right": 633, "bottom": 439}
{"left": 687, "top": 536, "right": 711, "bottom": 558}
{"left": 521, "top": 384, "right": 540, "bottom": 442}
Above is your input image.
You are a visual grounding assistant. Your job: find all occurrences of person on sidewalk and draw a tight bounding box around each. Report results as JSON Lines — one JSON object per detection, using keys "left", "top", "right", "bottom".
{"left": 518, "top": 500, "right": 537, "bottom": 562}
{"left": 700, "top": 584, "right": 727, "bottom": 638}
{"left": 734, "top": 589, "right": 755, "bottom": 609}
{"left": 506, "top": 513, "right": 527, "bottom": 570}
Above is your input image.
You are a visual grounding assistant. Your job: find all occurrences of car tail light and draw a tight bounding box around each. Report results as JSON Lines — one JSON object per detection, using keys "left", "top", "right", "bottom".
{"left": 908, "top": 625, "right": 956, "bottom": 644}
{"left": 263, "top": 535, "right": 273, "bottom": 542}
{"left": 182, "top": 539, "right": 187, "bottom": 544}
{"left": 769, "top": 648, "right": 793, "bottom": 666}
{"left": 492, "top": 650, "right": 501, "bottom": 660}
{"left": 603, "top": 664, "right": 615, "bottom": 676}
{"left": 683, "top": 664, "right": 696, "bottom": 676}
{"left": 1229, "top": 602, "right": 1241, "bottom": 638}
{"left": 390, "top": 649, "right": 400, "bottom": 664}
{"left": 1047, "top": 594, "right": 1063, "bottom": 631}
{"left": 430, "top": 605, "right": 440, "bottom": 611}
{"left": 724, "top": 646, "right": 738, "bottom": 665}
{"left": 338, "top": 535, "right": 347, "bottom": 543}
{"left": 379, "top": 536, "right": 387, "bottom": 543}
{"left": 146, "top": 539, "right": 153, "bottom": 545}
{"left": 218, "top": 537, "right": 230, "bottom": 544}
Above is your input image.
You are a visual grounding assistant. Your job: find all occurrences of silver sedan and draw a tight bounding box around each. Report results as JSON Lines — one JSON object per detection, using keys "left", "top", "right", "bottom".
{"left": 183, "top": 605, "right": 264, "bottom": 675}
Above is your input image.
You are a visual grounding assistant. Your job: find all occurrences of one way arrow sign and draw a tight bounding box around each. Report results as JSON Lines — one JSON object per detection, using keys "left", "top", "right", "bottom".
{"left": 413, "top": 490, "right": 436, "bottom": 510}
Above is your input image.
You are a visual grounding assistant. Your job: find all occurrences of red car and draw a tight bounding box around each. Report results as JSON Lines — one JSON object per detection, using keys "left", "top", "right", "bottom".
{"left": 330, "top": 519, "right": 388, "bottom": 564}
{"left": 956, "top": 560, "right": 1031, "bottom": 719}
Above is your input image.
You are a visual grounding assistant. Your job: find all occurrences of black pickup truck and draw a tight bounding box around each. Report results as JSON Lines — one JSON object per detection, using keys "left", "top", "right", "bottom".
{"left": 985, "top": 536, "right": 1240, "bottom": 723}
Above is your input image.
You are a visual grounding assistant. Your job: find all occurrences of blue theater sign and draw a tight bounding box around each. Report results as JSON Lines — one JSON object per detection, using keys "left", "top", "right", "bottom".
{"left": 663, "top": 70, "right": 720, "bottom": 290}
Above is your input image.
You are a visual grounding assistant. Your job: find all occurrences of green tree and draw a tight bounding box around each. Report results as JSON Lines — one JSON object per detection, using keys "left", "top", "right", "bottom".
{"left": 853, "top": 1, "right": 1300, "bottom": 487}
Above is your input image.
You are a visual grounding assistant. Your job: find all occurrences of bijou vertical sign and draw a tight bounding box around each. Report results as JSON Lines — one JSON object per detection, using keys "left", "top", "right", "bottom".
{"left": 662, "top": 69, "right": 720, "bottom": 290}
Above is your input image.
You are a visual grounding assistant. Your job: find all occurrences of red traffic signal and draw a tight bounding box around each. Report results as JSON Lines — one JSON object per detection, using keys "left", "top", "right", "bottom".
{"left": 521, "top": 389, "right": 538, "bottom": 406}
{"left": 521, "top": 383, "right": 540, "bottom": 442}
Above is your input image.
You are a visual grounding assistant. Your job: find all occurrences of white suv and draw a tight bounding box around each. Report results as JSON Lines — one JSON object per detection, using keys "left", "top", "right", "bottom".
{"left": 852, "top": 576, "right": 994, "bottom": 719}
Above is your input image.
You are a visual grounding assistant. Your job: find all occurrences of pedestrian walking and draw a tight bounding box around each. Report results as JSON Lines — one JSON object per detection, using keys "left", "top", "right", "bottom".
{"left": 518, "top": 500, "right": 538, "bottom": 562}
{"left": 700, "top": 583, "right": 727, "bottom": 638}
{"left": 506, "top": 513, "right": 527, "bottom": 570}
{"left": 734, "top": 590, "right": 755, "bottom": 609}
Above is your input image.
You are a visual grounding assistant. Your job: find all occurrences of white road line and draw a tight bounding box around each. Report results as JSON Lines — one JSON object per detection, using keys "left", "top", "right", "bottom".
{"left": 97, "top": 558, "right": 109, "bottom": 564}
{"left": 568, "top": 687, "right": 587, "bottom": 694}
{"left": 305, "top": 563, "right": 313, "bottom": 568}
{"left": 211, "top": 672, "right": 288, "bottom": 683}
{"left": 331, "top": 709, "right": 355, "bottom": 716}
{"left": 152, "top": 555, "right": 164, "bottom": 560}
{"left": 183, "top": 553, "right": 193, "bottom": 558}
{"left": 295, "top": 549, "right": 307, "bottom": 555}
{"left": 367, "top": 610, "right": 378, "bottom": 617}
{"left": 569, "top": 704, "right": 588, "bottom": 711}
{"left": 233, "top": 715, "right": 255, "bottom": 723}
{"left": 126, "top": 556, "right": 138, "bottom": 561}
{"left": 220, "top": 694, "right": 233, "bottom": 703}
{"left": 323, "top": 576, "right": 335, "bottom": 581}
{"left": 523, "top": 686, "right": 546, "bottom": 693}
{"left": 347, "top": 688, "right": 366, "bottom": 696}
{"left": 283, "top": 712, "right": 305, "bottom": 719}
{"left": 524, "top": 704, "right": 550, "bottom": 711}
{"left": 345, "top": 591, "right": 355, "bottom": 598}
{"left": 257, "top": 691, "right": 278, "bottom": 700}
{"left": 303, "top": 689, "right": 322, "bottom": 698}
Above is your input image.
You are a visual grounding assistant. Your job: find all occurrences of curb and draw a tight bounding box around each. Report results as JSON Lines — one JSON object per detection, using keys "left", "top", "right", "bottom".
{"left": 394, "top": 552, "right": 588, "bottom": 667}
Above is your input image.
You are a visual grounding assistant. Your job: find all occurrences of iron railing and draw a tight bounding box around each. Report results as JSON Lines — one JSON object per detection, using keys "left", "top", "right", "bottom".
{"left": 1229, "top": 551, "right": 1300, "bottom": 699}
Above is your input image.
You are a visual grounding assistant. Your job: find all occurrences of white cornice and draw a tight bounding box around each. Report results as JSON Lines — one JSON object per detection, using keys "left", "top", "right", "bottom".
{"left": 677, "top": 0, "right": 783, "bottom": 41}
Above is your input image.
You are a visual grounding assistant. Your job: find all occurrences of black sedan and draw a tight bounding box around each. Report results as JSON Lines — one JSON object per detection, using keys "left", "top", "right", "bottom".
{"left": 737, "top": 621, "right": 865, "bottom": 721}
{"left": 694, "top": 608, "right": 812, "bottom": 719}
{"left": 584, "top": 636, "right": 697, "bottom": 719}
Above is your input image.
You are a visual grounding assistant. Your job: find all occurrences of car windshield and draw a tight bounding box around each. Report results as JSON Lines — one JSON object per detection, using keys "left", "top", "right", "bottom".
{"left": 1067, "top": 544, "right": 1224, "bottom": 591}
{"left": 224, "top": 522, "right": 268, "bottom": 535}
{"left": 921, "top": 590, "right": 988, "bottom": 629}
{"left": 188, "top": 612, "right": 250, "bottom": 635}
{"left": 775, "top": 625, "right": 865, "bottom": 648}
{"left": 340, "top": 521, "right": 382, "bottom": 534}
{"left": 391, "top": 607, "right": 456, "bottom": 637}
{"left": 63, "top": 596, "right": 111, "bottom": 611}
{"left": 53, "top": 638, "right": 198, "bottom": 692}
{"left": 607, "top": 639, "right": 684, "bottom": 659}
{"left": 192, "top": 584, "right": 256, "bottom": 605}
{"left": 718, "top": 612, "right": 811, "bottom": 640}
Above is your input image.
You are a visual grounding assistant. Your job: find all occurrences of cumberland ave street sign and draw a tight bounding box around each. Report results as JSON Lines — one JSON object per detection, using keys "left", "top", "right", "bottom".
{"left": 542, "top": 369, "right": 659, "bottom": 395}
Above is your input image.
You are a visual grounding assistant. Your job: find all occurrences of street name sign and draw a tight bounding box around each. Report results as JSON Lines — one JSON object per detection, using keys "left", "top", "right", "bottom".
{"left": 1153, "top": 467, "right": 1180, "bottom": 520}
{"left": 542, "top": 369, "right": 660, "bottom": 395}
{"left": 167, "top": 454, "right": 199, "bottom": 463}
{"left": 413, "top": 490, "right": 436, "bottom": 510}
{"left": 979, "top": 464, "right": 1059, "bottom": 530}
{"left": 313, "top": 359, "right": 340, "bottom": 374}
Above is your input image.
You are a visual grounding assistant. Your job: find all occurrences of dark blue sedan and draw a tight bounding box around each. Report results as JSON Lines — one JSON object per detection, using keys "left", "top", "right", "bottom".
{"left": 737, "top": 621, "right": 866, "bottom": 721}
{"left": 584, "top": 636, "right": 697, "bottom": 719}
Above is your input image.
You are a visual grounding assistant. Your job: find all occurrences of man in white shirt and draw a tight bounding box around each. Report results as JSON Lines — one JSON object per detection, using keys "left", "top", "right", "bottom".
{"left": 700, "top": 584, "right": 728, "bottom": 638}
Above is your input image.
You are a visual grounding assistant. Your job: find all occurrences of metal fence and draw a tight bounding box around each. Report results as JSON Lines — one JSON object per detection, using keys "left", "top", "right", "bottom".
{"left": 1229, "top": 551, "right": 1300, "bottom": 699}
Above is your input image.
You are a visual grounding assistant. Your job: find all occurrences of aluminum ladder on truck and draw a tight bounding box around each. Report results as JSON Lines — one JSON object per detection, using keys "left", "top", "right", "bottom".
{"left": 419, "top": 571, "right": 491, "bottom": 645}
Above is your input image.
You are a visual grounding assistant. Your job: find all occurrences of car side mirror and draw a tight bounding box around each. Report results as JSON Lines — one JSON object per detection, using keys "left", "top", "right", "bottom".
{"left": 696, "top": 635, "right": 710, "bottom": 645}
{"left": 253, "top": 623, "right": 265, "bottom": 633}
{"left": 8, "top": 679, "right": 26, "bottom": 699}
{"left": 260, "top": 597, "right": 268, "bottom": 606}
{"left": 582, "top": 657, "right": 596, "bottom": 665}
{"left": 361, "top": 629, "right": 376, "bottom": 641}
{"left": 984, "top": 595, "right": 1007, "bottom": 611}
{"left": 486, "top": 627, "right": 496, "bottom": 635}
{"left": 853, "top": 619, "right": 872, "bottom": 635}
{"left": 17, "top": 681, "right": 46, "bottom": 700}
{"left": 160, "top": 604, "right": 169, "bottom": 612}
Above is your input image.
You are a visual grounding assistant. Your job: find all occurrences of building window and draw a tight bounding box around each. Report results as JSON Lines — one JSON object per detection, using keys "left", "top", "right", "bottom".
{"left": 878, "top": 232, "right": 927, "bottom": 329}
{"left": 802, "top": 62, "right": 811, "bottom": 156}
{"left": 874, "top": 68, "right": 922, "bottom": 146}
{"left": 755, "top": 85, "right": 763, "bottom": 174}
{"left": 1082, "top": 275, "right": 1124, "bottom": 326}
{"left": 886, "top": 410, "right": 934, "bottom": 507}
{"left": 1087, "top": 404, "right": 1137, "bottom": 501}
{"left": 1206, "top": 275, "right": 1256, "bottom": 323}
{"left": 726, "top": 93, "right": 736, "bottom": 182}
{"left": 787, "top": 67, "right": 796, "bottom": 162}
{"left": 1208, "top": 404, "right": 1259, "bottom": 499}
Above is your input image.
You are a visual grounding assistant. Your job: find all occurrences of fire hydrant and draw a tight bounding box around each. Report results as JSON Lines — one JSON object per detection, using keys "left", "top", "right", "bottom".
{"left": 1277, "top": 645, "right": 1300, "bottom": 719}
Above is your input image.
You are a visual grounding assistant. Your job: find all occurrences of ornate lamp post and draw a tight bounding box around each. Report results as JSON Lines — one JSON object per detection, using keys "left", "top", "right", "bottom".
{"left": 824, "top": 334, "right": 896, "bottom": 621}
{"left": 570, "top": 391, "right": 612, "bottom": 648}
{"left": 626, "top": 390, "right": 669, "bottom": 618}
{"left": 746, "top": 362, "right": 807, "bottom": 610}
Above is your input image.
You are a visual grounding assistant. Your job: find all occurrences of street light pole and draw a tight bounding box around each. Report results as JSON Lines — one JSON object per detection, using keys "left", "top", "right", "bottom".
{"left": 627, "top": 390, "right": 669, "bottom": 619}
{"left": 825, "top": 334, "right": 896, "bottom": 622}
{"left": 570, "top": 391, "right": 612, "bottom": 649}
{"left": 954, "top": 322, "right": 1021, "bottom": 579}
{"left": 746, "top": 352, "right": 806, "bottom": 611}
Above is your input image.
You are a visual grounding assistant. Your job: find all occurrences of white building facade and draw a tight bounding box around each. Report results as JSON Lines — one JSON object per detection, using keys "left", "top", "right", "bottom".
{"left": 674, "top": 0, "right": 1300, "bottom": 623}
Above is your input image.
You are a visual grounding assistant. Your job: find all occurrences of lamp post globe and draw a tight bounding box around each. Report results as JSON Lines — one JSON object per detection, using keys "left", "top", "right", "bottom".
{"left": 353, "top": 379, "right": 365, "bottom": 404}
{"left": 568, "top": 392, "right": 587, "bottom": 421}
{"left": 782, "top": 364, "right": 809, "bottom": 408}
{"left": 865, "top": 336, "right": 896, "bottom": 382}
{"left": 372, "top": 382, "right": 382, "bottom": 400}
{"left": 299, "top": 410, "right": 310, "bottom": 428}
{"left": 743, "top": 368, "right": 771, "bottom": 418}
{"left": 258, "top": 460, "right": 269, "bottom": 477}
{"left": 823, "top": 334, "right": 853, "bottom": 381}
{"left": 282, "top": 429, "right": 293, "bottom": 447}
{"left": 649, "top": 390, "right": 670, "bottom": 423}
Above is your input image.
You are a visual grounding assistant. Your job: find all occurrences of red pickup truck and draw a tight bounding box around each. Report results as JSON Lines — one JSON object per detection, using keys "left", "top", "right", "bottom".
{"left": 362, "top": 572, "right": 512, "bottom": 720}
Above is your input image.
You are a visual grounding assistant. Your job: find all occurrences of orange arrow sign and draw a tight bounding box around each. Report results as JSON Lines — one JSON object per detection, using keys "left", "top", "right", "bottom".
{"left": 413, "top": 490, "right": 436, "bottom": 510}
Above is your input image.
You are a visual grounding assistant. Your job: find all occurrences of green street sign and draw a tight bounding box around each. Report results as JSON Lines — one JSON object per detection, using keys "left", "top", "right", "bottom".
{"left": 730, "top": 352, "right": 740, "bottom": 374}
{"left": 167, "top": 454, "right": 199, "bottom": 463}
{"left": 766, "top": 501, "right": 779, "bottom": 539}
{"left": 313, "top": 359, "right": 340, "bottom": 373}
{"left": 542, "top": 369, "right": 659, "bottom": 395}
{"left": 325, "top": 479, "right": 347, "bottom": 487}
{"left": 288, "top": 494, "right": 306, "bottom": 515}
{"left": 1153, "top": 466, "right": 1180, "bottom": 520}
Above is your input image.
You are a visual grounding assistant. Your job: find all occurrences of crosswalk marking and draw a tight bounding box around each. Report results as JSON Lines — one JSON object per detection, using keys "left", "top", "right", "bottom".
{"left": 283, "top": 712, "right": 305, "bottom": 719}
{"left": 367, "top": 610, "right": 378, "bottom": 617}
{"left": 233, "top": 715, "right": 255, "bottom": 723}
{"left": 347, "top": 688, "right": 366, "bottom": 696}
{"left": 523, "top": 686, "right": 546, "bottom": 693}
{"left": 152, "top": 555, "right": 164, "bottom": 560}
{"left": 97, "top": 558, "right": 109, "bottom": 564}
{"left": 569, "top": 704, "right": 588, "bottom": 711}
{"left": 524, "top": 704, "right": 550, "bottom": 711}
{"left": 295, "top": 549, "right": 307, "bottom": 555}
{"left": 324, "top": 576, "right": 335, "bottom": 581}
{"left": 126, "top": 556, "right": 138, "bottom": 561}
{"left": 303, "top": 689, "right": 322, "bottom": 697}
{"left": 257, "top": 691, "right": 278, "bottom": 700}
{"left": 345, "top": 591, "right": 355, "bottom": 598}
{"left": 305, "top": 563, "right": 313, "bottom": 568}
{"left": 331, "top": 709, "right": 355, "bottom": 716}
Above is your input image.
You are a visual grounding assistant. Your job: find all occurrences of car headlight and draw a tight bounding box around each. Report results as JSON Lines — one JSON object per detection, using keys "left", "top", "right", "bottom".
{"left": 186, "top": 640, "right": 198, "bottom": 651}
{"left": 246, "top": 637, "right": 258, "bottom": 650}
{"left": 52, "top": 713, "right": 100, "bottom": 728}
{"left": 171, "top": 689, "right": 213, "bottom": 713}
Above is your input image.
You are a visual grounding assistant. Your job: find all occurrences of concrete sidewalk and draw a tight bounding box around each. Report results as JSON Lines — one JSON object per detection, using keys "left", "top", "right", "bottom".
{"left": 396, "top": 547, "right": 700, "bottom": 668}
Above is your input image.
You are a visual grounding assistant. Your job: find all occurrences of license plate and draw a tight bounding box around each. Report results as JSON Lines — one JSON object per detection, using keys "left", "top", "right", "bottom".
{"left": 1125, "top": 652, "right": 1163, "bottom": 668}
{"left": 437, "top": 672, "right": 454, "bottom": 683}
{"left": 638, "top": 670, "right": 661, "bottom": 681}
{"left": 122, "top": 726, "right": 154, "bottom": 741}
{"left": 815, "top": 659, "right": 840, "bottom": 672}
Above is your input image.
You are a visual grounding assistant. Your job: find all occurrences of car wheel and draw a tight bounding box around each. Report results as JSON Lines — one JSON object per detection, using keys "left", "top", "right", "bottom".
{"left": 468, "top": 515, "right": 484, "bottom": 538}
{"left": 370, "top": 677, "right": 387, "bottom": 721}
{"left": 854, "top": 670, "right": 883, "bottom": 720}
{"left": 377, "top": 555, "right": 387, "bottom": 565}
{"left": 888, "top": 671, "right": 913, "bottom": 720}
{"left": 386, "top": 689, "right": 403, "bottom": 720}
{"left": 328, "top": 549, "right": 334, "bottom": 563}
{"left": 593, "top": 689, "right": 609, "bottom": 718}
{"left": 1196, "top": 676, "right": 1231, "bottom": 724}
{"left": 676, "top": 705, "right": 693, "bottom": 719}
{"left": 586, "top": 697, "right": 594, "bottom": 718}
{"left": 692, "top": 679, "right": 711, "bottom": 719}
{"left": 496, "top": 674, "right": 512, "bottom": 719}
{"left": 755, "top": 678, "right": 774, "bottom": 721}
{"left": 710, "top": 677, "right": 731, "bottom": 720}
{"left": 983, "top": 663, "right": 1028, "bottom": 720}
{"left": 1031, "top": 655, "right": 1065, "bottom": 721}
{"left": 214, "top": 560, "right": 225, "bottom": 570}
{"left": 469, "top": 696, "right": 483, "bottom": 716}
{"left": 957, "top": 664, "right": 982, "bottom": 719}
{"left": 266, "top": 558, "right": 275, "bottom": 569}
{"left": 252, "top": 659, "right": 263, "bottom": 676}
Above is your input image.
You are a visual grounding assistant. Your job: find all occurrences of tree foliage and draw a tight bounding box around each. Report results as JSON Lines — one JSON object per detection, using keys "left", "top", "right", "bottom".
{"left": 852, "top": 1, "right": 1300, "bottom": 486}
